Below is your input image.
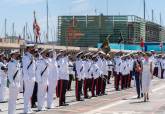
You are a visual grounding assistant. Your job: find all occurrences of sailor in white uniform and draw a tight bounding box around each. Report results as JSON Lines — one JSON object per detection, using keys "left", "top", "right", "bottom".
{"left": 0, "top": 52, "right": 8, "bottom": 103}
{"left": 36, "top": 49, "right": 49, "bottom": 111}
{"left": 47, "top": 50, "right": 59, "bottom": 109}
{"left": 8, "top": 50, "right": 21, "bottom": 114}
{"left": 161, "top": 56, "right": 165, "bottom": 79}
{"left": 57, "top": 51, "right": 69, "bottom": 106}
{"left": 22, "top": 44, "right": 36, "bottom": 113}
{"left": 75, "top": 52, "right": 84, "bottom": 101}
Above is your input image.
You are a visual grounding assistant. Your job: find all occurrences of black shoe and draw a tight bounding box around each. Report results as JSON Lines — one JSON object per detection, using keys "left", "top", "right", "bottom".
{"left": 147, "top": 97, "right": 149, "bottom": 101}
{"left": 98, "top": 94, "right": 102, "bottom": 96}
{"left": 92, "top": 95, "right": 97, "bottom": 97}
{"left": 32, "top": 104, "right": 37, "bottom": 108}
{"left": 116, "top": 88, "right": 119, "bottom": 91}
{"left": 0, "top": 101, "right": 7, "bottom": 103}
{"left": 116, "top": 89, "right": 120, "bottom": 91}
{"left": 62, "top": 103, "right": 69, "bottom": 106}
{"left": 137, "top": 96, "right": 140, "bottom": 99}
{"left": 141, "top": 94, "right": 143, "bottom": 98}
{"left": 103, "top": 93, "right": 108, "bottom": 95}
{"left": 84, "top": 96, "right": 90, "bottom": 99}
{"left": 78, "top": 98, "right": 84, "bottom": 101}
{"left": 59, "top": 103, "right": 68, "bottom": 106}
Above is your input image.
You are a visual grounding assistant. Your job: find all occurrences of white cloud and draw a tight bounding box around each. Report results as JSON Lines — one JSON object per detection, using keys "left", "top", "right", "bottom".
{"left": 3, "top": 0, "right": 45, "bottom": 5}
{"left": 70, "top": 0, "right": 93, "bottom": 15}
{"left": 72, "top": 0, "right": 88, "bottom": 4}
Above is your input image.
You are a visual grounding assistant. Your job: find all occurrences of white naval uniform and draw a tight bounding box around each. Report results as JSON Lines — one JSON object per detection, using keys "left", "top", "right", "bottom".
{"left": 150, "top": 56, "right": 155, "bottom": 72}
{"left": 90, "top": 61, "right": 102, "bottom": 96}
{"left": 154, "top": 58, "right": 159, "bottom": 68}
{"left": 96, "top": 57, "right": 103, "bottom": 76}
{"left": 22, "top": 52, "right": 36, "bottom": 113}
{"left": 102, "top": 59, "right": 108, "bottom": 76}
{"left": 118, "top": 58, "right": 123, "bottom": 76}
{"left": 108, "top": 60, "right": 113, "bottom": 72}
{"left": 114, "top": 57, "right": 122, "bottom": 75}
{"left": 47, "top": 57, "right": 59, "bottom": 108}
{"left": 88, "top": 60, "right": 93, "bottom": 79}
{"left": 129, "top": 58, "right": 134, "bottom": 72}
{"left": 36, "top": 58, "right": 49, "bottom": 111}
{"left": 158, "top": 58, "right": 162, "bottom": 78}
{"left": 69, "top": 61, "right": 75, "bottom": 75}
{"left": 57, "top": 56, "right": 69, "bottom": 105}
{"left": 19, "top": 65, "right": 24, "bottom": 93}
{"left": 90, "top": 62, "right": 100, "bottom": 79}
{"left": 162, "top": 59, "right": 165, "bottom": 79}
{"left": 8, "top": 59, "right": 21, "bottom": 114}
{"left": 0, "top": 62, "right": 7, "bottom": 102}
{"left": 126, "top": 59, "right": 130, "bottom": 75}
{"left": 75, "top": 59, "right": 84, "bottom": 80}
{"left": 121, "top": 60, "right": 128, "bottom": 76}
{"left": 84, "top": 60, "right": 92, "bottom": 79}
{"left": 58, "top": 56, "right": 69, "bottom": 81}
{"left": 81, "top": 60, "right": 86, "bottom": 80}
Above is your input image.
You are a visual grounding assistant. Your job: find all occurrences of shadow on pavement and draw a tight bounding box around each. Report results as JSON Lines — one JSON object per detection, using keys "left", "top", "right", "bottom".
{"left": 129, "top": 101, "right": 146, "bottom": 104}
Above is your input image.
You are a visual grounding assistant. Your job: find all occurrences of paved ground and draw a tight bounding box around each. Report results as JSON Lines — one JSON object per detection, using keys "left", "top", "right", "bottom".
{"left": 1, "top": 78, "right": 165, "bottom": 114}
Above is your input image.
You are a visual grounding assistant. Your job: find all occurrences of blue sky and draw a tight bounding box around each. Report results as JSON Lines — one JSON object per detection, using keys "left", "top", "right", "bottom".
{"left": 0, "top": 0, "right": 164, "bottom": 41}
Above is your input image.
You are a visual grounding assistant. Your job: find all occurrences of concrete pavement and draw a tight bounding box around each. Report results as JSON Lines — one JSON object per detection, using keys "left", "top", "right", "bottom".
{"left": 0, "top": 78, "right": 165, "bottom": 114}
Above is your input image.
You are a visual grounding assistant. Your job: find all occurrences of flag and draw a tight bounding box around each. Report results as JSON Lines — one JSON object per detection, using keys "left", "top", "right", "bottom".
{"left": 118, "top": 32, "right": 124, "bottom": 44}
{"left": 101, "top": 38, "right": 111, "bottom": 54}
{"left": 33, "top": 11, "right": 40, "bottom": 42}
{"left": 140, "top": 37, "right": 144, "bottom": 47}
{"left": 160, "top": 42, "right": 163, "bottom": 48}
{"left": 101, "top": 38, "right": 109, "bottom": 48}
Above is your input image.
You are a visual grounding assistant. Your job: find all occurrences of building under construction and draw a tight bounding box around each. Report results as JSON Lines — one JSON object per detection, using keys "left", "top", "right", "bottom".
{"left": 57, "top": 15, "right": 165, "bottom": 47}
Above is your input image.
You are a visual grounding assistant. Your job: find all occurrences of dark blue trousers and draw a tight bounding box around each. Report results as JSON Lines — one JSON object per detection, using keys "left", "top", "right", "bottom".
{"left": 134, "top": 72, "right": 141, "bottom": 97}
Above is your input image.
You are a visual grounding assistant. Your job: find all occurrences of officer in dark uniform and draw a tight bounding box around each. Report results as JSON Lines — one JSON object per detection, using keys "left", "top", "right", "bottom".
{"left": 133, "top": 54, "right": 143, "bottom": 98}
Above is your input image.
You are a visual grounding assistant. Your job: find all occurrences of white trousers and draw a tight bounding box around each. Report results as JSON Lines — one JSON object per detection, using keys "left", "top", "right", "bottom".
{"left": 24, "top": 80, "right": 35, "bottom": 113}
{"left": 0, "top": 77, "right": 7, "bottom": 102}
{"left": 158, "top": 68, "right": 161, "bottom": 78}
{"left": 37, "top": 82, "right": 47, "bottom": 110}
{"left": 19, "top": 78, "right": 24, "bottom": 93}
{"left": 47, "top": 80, "right": 57, "bottom": 108}
{"left": 8, "top": 85, "right": 19, "bottom": 114}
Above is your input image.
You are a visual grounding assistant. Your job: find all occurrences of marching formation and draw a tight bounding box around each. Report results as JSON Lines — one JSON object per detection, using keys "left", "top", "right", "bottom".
{"left": 0, "top": 44, "right": 163, "bottom": 114}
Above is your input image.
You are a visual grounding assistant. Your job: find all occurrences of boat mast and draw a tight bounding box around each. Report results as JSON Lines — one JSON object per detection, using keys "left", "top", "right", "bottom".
{"left": 143, "top": 0, "right": 146, "bottom": 20}
{"left": 46, "top": 0, "right": 49, "bottom": 43}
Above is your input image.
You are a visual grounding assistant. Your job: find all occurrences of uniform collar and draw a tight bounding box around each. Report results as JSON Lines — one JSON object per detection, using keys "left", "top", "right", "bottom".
{"left": 11, "top": 58, "right": 17, "bottom": 63}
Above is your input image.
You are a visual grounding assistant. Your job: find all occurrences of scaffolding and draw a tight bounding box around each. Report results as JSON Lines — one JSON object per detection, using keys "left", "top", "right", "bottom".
{"left": 58, "top": 15, "right": 165, "bottom": 47}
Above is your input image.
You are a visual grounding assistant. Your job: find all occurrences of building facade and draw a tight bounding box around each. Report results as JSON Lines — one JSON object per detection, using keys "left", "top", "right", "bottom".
{"left": 58, "top": 15, "right": 165, "bottom": 47}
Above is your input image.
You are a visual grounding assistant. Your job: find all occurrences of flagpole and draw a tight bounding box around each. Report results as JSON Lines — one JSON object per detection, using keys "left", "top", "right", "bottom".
{"left": 123, "top": 34, "right": 125, "bottom": 51}
{"left": 4, "top": 18, "right": 7, "bottom": 38}
{"left": 160, "top": 41, "right": 163, "bottom": 54}
{"left": 46, "top": 0, "right": 49, "bottom": 43}
{"left": 143, "top": 0, "right": 146, "bottom": 20}
{"left": 163, "top": 42, "right": 164, "bottom": 54}
{"left": 33, "top": 11, "right": 37, "bottom": 44}
{"left": 106, "top": 0, "right": 109, "bottom": 16}
{"left": 23, "top": 25, "right": 25, "bottom": 40}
